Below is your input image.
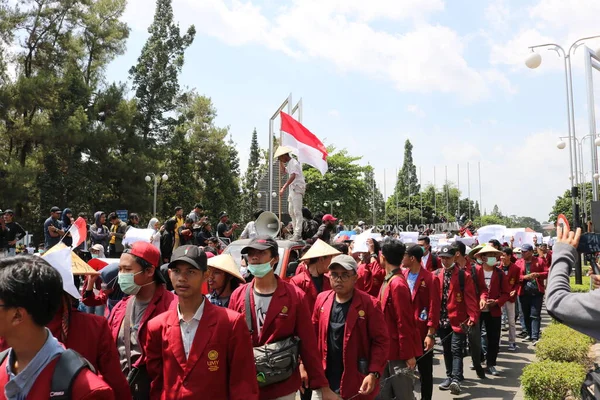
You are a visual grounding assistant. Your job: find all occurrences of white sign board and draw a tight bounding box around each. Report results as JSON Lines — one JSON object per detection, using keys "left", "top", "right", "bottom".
{"left": 514, "top": 232, "right": 543, "bottom": 247}
{"left": 399, "top": 232, "right": 419, "bottom": 244}
{"left": 352, "top": 229, "right": 373, "bottom": 254}
{"left": 122, "top": 228, "right": 160, "bottom": 250}
{"left": 477, "top": 225, "right": 507, "bottom": 244}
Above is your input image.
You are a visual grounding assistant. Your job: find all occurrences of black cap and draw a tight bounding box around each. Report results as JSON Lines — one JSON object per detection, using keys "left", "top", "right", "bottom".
{"left": 218, "top": 211, "right": 228, "bottom": 219}
{"left": 406, "top": 243, "right": 424, "bottom": 259}
{"left": 174, "top": 206, "right": 183, "bottom": 211}
{"left": 241, "top": 235, "right": 278, "bottom": 254}
{"left": 4, "top": 209, "right": 14, "bottom": 215}
{"left": 521, "top": 244, "right": 534, "bottom": 252}
{"left": 438, "top": 244, "right": 456, "bottom": 258}
{"left": 169, "top": 245, "right": 207, "bottom": 271}
{"left": 50, "top": 206, "right": 61, "bottom": 213}
{"left": 194, "top": 203, "right": 204, "bottom": 210}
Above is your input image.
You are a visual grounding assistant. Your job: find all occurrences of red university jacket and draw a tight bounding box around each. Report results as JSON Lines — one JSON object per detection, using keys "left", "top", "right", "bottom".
{"left": 402, "top": 267, "right": 441, "bottom": 341}
{"left": 474, "top": 265, "right": 510, "bottom": 317}
{"left": 433, "top": 267, "right": 479, "bottom": 333}
{"left": 145, "top": 300, "right": 259, "bottom": 400}
{"left": 228, "top": 277, "right": 329, "bottom": 400}
{"left": 289, "top": 266, "right": 332, "bottom": 312}
{"left": 108, "top": 284, "right": 177, "bottom": 369}
{"left": 312, "top": 290, "right": 389, "bottom": 400}
{"left": 379, "top": 270, "right": 422, "bottom": 361}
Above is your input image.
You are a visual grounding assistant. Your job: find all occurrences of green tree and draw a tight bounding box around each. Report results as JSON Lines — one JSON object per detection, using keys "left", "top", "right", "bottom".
{"left": 303, "top": 148, "right": 372, "bottom": 224}
{"left": 242, "top": 128, "right": 261, "bottom": 221}
{"left": 129, "top": 0, "right": 196, "bottom": 143}
{"left": 392, "top": 139, "right": 420, "bottom": 200}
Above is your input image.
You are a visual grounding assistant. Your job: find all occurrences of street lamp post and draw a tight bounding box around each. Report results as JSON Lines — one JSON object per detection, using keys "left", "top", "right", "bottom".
{"left": 527, "top": 35, "right": 600, "bottom": 232}
{"left": 145, "top": 173, "right": 168, "bottom": 216}
{"left": 323, "top": 200, "right": 342, "bottom": 215}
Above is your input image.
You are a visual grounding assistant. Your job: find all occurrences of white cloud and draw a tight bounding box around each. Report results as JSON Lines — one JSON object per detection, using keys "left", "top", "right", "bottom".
{"left": 118, "top": 0, "right": 516, "bottom": 102}
{"left": 407, "top": 104, "right": 426, "bottom": 118}
{"left": 328, "top": 109, "right": 340, "bottom": 118}
{"left": 484, "top": 0, "right": 511, "bottom": 31}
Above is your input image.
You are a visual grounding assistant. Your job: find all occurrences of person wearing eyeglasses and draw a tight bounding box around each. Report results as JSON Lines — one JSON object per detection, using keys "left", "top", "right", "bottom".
{"left": 312, "top": 255, "right": 389, "bottom": 400}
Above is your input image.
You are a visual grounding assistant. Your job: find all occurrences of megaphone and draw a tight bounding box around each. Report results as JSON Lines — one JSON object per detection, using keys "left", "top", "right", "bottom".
{"left": 255, "top": 211, "right": 281, "bottom": 238}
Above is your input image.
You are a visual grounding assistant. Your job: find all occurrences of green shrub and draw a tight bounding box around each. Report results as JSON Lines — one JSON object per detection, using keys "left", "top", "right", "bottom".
{"left": 521, "top": 360, "right": 586, "bottom": 400}
{"left": 570, "top": 276, "right": 591, "bottom": 292}
{"left": 536, "top": 323, "right": 593, "bottom": 364}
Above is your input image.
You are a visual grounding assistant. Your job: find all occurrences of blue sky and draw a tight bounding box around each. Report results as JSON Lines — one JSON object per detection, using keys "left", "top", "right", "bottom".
{"left": 103, "top": 0, "right": 600, "bottom": 223}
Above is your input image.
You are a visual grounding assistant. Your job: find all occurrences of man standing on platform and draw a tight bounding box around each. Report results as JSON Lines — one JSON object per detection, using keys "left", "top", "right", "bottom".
{"left": 275, "top": 146, "right": 305, "bottom": 242}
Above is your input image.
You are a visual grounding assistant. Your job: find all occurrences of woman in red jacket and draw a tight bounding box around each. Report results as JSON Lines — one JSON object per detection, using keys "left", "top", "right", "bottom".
{"left": 500, "top": 247, "right": 521, "bottom": 351}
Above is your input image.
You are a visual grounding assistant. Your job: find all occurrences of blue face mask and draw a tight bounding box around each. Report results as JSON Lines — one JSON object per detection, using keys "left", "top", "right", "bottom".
{"left": 476, "top": 259, "right": 483, "bottom": 265}
{"left": 486, "top": 257, "right": 497, "bottom": 267}
{"left": 91, "top": 254, "right": 99, "bottom": 259}
{"left": 248, "top": 260, "right": 274, "bottom": 278}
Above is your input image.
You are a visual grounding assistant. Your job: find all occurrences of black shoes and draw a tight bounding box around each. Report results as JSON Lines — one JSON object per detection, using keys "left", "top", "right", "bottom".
{"left": 439, "top": 378, "right": 452, "bottom": 390}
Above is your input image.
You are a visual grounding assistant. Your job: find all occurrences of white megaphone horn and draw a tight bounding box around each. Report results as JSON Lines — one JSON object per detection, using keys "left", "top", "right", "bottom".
{"left": 255, "top": 211, "right": 281, "bottom": 238}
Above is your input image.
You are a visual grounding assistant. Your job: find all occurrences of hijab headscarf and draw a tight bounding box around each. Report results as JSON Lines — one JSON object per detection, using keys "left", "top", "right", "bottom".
{"left": 148, "top": 218, "right": 159, "bottom": 231}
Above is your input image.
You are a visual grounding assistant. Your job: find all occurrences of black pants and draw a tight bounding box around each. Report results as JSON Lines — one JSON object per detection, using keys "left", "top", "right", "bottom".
{"left": 417, "top": 347, "right": 434, "bottom": 400}
{"left": 109, "top": 244, "right": 122, "bottom": 259}
{"left": 479, "top": 313, "right": 502, "bottom": 367}
{"left": 300, "top": 389, "right": 312, "bottom": 400}
{"left": 438, "top": 326, "right": 466, "bottom": 380}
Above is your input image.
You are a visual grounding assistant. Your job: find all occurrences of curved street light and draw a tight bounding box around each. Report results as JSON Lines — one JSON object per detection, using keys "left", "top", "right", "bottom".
{"left": 556, "top": 140, "right": 567, "bottom": 150}
{"left": 525, "top": 52, "right": 542, "bottom": 69}
{"left": 145, "top": 172, "right": 169, "bottom": 216}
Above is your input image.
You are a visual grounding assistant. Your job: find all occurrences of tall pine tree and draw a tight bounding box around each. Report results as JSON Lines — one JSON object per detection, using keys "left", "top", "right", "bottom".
{"left": 242, "top": 128, "right": 261, "bottom": 221}
{"left": 129, "top": 0, "right": 195, "bottom": 143}
{"left": 395, "top": 139, "right": 420, "bottom": 199}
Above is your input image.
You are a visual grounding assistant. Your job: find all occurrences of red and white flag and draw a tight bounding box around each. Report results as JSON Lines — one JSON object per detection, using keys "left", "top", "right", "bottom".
{"left": 67, "top": 217, "right": 87, "bottom": 248}
{"left": 280, "top": 112, "right": 328, "bottom": 175}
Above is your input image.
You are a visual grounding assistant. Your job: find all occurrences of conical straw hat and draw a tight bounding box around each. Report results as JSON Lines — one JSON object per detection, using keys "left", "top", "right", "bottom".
{"left": 300, "top": 239, "right": 341, "bottom": 261}
{"left": 207, "top": 254, "right": 245, "bottom": 283}
{"left": 274, "top": 146, "right": 294, "bottom": 159}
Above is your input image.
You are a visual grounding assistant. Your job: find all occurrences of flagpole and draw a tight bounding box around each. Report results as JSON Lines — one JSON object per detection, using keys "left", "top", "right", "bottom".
{"left": 433, "top": 166, "right": 437, "bottom": 218}
{"left": 420, "top": 167, "right": 423, "bottom": 225}
{"left": 467, "top": 162, "right": 471, "bottom": 220}
{"left": 384, "top": 169, "right": 387, "bottom": 226}
{"left": 396, "top": 168, "right": 399, "bottom": 230}
{"left": 445, "top": 165, "right": 449, "bottom": 215}
{"left": 457, "top": 164, "right": 460, "bottom": 217}
{"left": 478, "top": 161, "right": 483, "bottom": 215}
{"left": 269, "top": 96, "right": 293, "bottom": 213}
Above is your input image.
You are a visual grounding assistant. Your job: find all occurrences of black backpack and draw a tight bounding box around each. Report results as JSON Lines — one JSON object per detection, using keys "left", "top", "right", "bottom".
{"left": 435, "top": 267, "right": 466, "bottom": 293}
{"left": 0, "top": 349, "right": 96, "bottom": 399}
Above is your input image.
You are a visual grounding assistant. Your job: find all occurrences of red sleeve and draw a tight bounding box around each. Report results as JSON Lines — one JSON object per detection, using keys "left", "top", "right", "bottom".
{"left": 145, "top": 318, "right": 164, "bottom": 399}
{"left": 357, "top": 265, "right": 373, "bottom": 294}
{"left": 391, "top": 280, "right": 420, "bottom": 360}
{"left": 96, "top": 319, "right": 131, "bottom": 399}
{"left": 294, "top": 291, "right": 328, "bottom": 389}
{"left": 229, "top": 314, "right": 260, "bottom": 400}
{"left": 427, "top": 275, "right": 441, "bottom": 331}
{"left": 495, "top": 271, "right": 510, "bottom": 308}
{"left": 367, "top": 298, "right": 390, "bottom": 374}
{"left": 367, "top": 259, "right": 385, "bottom": 297}
{"left": 463, "top": 273, "right": 479, "bottom": 324}
{"left": 76, "top": 370, "right": 116, "bottom": 400}
{"left": 82, "top": 290, "right": 109, "bottom": 307}
{"left": 537, "top": 259, "right": 549, "bottom": 279}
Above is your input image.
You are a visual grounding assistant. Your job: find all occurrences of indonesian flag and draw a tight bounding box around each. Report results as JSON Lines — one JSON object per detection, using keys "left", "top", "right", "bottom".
{"left": 67, "top": 217, "right": 87, "bottom": 248}
{"left": 280, "top": 112, "right": 328, "bottom": 175}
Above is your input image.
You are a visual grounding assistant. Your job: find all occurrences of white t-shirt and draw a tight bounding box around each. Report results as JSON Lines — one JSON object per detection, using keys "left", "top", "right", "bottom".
{"left": 422, "top": 253, "right": 430, "bottom": 268}
{"left": 286, "top": 158, "right": 306, "bottom": 194}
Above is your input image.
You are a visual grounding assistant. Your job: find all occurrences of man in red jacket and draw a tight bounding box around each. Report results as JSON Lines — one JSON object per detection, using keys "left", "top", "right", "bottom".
{"left": 145, "top": 245, "right": 258, "bottom": 399}
{"left": 500, "top": 247, "right": 521, "bottom": 351}
{"left": 402, "top": 244, "right": 441, "bottom": 400}
{"left": 376, "top": 239, "right": 421, "bottom": 400}
{"left": 312, "top": 255, "right": 389, "bottom": 400}
{"left": 418, "top": 235, "right": 442, "bottom": 272}
{"left": 228, "top": 236, "right": 338, "bottom": 400}
{"left": 474, "top": 245, "right": 510, "bottom": 376}
{"left": 290, "top": 239, "right": 341, "bottom": 312}
{"left": 0, "top": 256, "right": 114, "bottom": 399}
{"left": 516, "top": 244, "right": 549, "bottom": 345}
{"left": 433, "top": 244, "right": 479, "bottom": 395}
{"left": 108, "top": 242, "right": 177, "bottom": 398}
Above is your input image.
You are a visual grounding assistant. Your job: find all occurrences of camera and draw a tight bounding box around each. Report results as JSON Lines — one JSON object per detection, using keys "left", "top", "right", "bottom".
{"left": 577, "top": 233, "right": 600, "bottom": 274}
